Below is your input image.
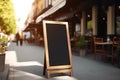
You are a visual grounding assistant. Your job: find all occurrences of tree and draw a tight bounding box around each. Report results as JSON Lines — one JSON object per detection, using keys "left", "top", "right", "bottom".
{"left": 0, "top": 0, "right": 16, "bottom": 34}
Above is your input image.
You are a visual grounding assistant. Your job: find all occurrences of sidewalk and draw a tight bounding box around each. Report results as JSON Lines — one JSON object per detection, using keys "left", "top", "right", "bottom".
{"left": 6, "top": 42, "right": 120, "bottom": 80}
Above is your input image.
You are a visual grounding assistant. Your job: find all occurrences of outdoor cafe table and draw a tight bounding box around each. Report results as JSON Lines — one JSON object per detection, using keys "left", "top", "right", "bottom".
{"left": 95, "top": 41, "right": 114, "bottom": 62}
{"left": 95, "top": 41, "right": 113, "bottom": 53}
{"left": 95, "top": 41, "right": 113, "bottom": 45}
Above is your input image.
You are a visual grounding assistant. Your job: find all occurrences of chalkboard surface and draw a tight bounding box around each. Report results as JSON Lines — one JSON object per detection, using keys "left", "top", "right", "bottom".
{"left": 46, "top": 23, "right": 70, "bottom": 66}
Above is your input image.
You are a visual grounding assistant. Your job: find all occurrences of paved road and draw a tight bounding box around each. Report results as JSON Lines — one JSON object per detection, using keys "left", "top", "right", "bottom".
{"left": 6, "top": 42, "right": 120, "bottom": 80}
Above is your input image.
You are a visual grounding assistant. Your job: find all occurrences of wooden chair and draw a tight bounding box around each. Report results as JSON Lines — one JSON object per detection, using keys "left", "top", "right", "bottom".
{"left": 93, "top": 37, "right": 106, "bottom": 60}
{"left": 112, "top": 37, "right": 120, "bottom": 47}
{"left": 112, "top": 37, "right": 120, "bottom": 63}
{"left": 85, "top": 36, "right": 93, "bottom": 53}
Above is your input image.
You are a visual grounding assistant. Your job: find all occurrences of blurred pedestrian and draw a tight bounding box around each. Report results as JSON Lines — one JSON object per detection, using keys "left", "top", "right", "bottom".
{"left": 19, "top": 31, "right": 24, "bottom": 46}
{"left": 15, "top": 32, "right": 20, "bottom": 46}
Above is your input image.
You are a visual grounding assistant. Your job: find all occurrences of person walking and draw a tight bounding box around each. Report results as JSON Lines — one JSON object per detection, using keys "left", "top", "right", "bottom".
{"left": 16, "top": 31, "right": 24, "bottom": 46}
{"left": 19, "top": 32, "right": 24, "bottom": 46}
{"left": 15, "top": 32, "right": 20, "bottom": 46}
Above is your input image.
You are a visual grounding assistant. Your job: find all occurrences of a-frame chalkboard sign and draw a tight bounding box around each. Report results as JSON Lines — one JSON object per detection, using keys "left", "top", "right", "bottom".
{"left": 43, "top": 20, "right": 73, "bottom": 78}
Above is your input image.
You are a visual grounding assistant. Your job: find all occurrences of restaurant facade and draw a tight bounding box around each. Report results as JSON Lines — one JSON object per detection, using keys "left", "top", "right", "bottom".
{"left": 24, "top": 0, "right": 120, "bottom": 43}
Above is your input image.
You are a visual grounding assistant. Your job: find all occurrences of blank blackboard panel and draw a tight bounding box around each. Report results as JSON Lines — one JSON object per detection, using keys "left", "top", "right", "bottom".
{"left": 46, "top": 23, "right": 70, "bottom": 66}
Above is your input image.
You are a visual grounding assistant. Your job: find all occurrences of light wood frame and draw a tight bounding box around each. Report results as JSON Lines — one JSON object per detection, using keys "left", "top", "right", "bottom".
{"left": 43, "top": 20, "right": 73, "bottom": 78}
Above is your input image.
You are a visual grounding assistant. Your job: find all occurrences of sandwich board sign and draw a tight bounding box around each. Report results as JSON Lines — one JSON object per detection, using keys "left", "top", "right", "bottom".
{"left": 43, "top": 20, "right": 73, "bottom": 78}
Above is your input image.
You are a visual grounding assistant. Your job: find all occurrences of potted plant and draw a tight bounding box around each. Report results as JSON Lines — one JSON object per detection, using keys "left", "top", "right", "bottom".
{"left": 76, "top": 35, "right": 87, "bottom": 56}
{"left": 0, "top": 35, "right": 8, "bottom": 46}
{"left": 115, "top": 46, "right": 120, "bottom": 67}
{"left": 0, "top": 34, "right": 8, "bottom": 72}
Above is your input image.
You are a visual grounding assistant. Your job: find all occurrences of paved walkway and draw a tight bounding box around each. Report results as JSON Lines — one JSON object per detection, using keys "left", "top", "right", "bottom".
{"left": 5, "top": 42, "right": 120, "bottom": 80}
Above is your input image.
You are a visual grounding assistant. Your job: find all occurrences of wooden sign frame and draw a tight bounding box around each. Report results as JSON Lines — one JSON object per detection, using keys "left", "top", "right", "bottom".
{"left": 43, "top": 20, "right": 73, "bottom": 78}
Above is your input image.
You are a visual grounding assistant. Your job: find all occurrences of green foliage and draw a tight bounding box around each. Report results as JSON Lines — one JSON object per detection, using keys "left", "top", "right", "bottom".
{"left": 0, "top": 35, "right": 8, "bottom": 46}
{"left": 115, "top": 46, "right": 120, "bottom": 56}
{"left": 87, "top": 20, "right": 92, "bottom": 30}
{"left": 116, "top": 21, "right": 120, "bottom": 34}
{"left": 116, "top": 21, "right": 120, "bottom": 27}
{"left": 76, "top": 35, "right": 87, "bottom": 49}
{"left": 0, "top": 0, "right": 16, "bottom": 34}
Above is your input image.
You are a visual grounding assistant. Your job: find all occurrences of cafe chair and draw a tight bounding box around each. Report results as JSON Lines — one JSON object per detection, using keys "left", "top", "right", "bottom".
{"left": 93, "top": 37, "right": 106, "bottom": 60}
{"left": 112, "top": 37, "right": 120, "bottom": 47}
{"left": 112, "top": 37, "right": 120, "bottom": 63}
{"left": 85, "top": 36, "right": 93, "bottom": 53}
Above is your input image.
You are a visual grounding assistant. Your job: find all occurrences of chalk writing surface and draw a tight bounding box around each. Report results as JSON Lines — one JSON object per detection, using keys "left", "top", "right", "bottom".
{"left": 46, "top": 23, "right": 70, "bottom": 66}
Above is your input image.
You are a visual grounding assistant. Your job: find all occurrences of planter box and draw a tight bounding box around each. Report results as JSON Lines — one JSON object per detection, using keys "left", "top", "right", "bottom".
{"left": 79, "top": 49, "right": 86, "bottom": 56}
{"left": 0, "top": 53, "right": 5, "bottom": 72}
